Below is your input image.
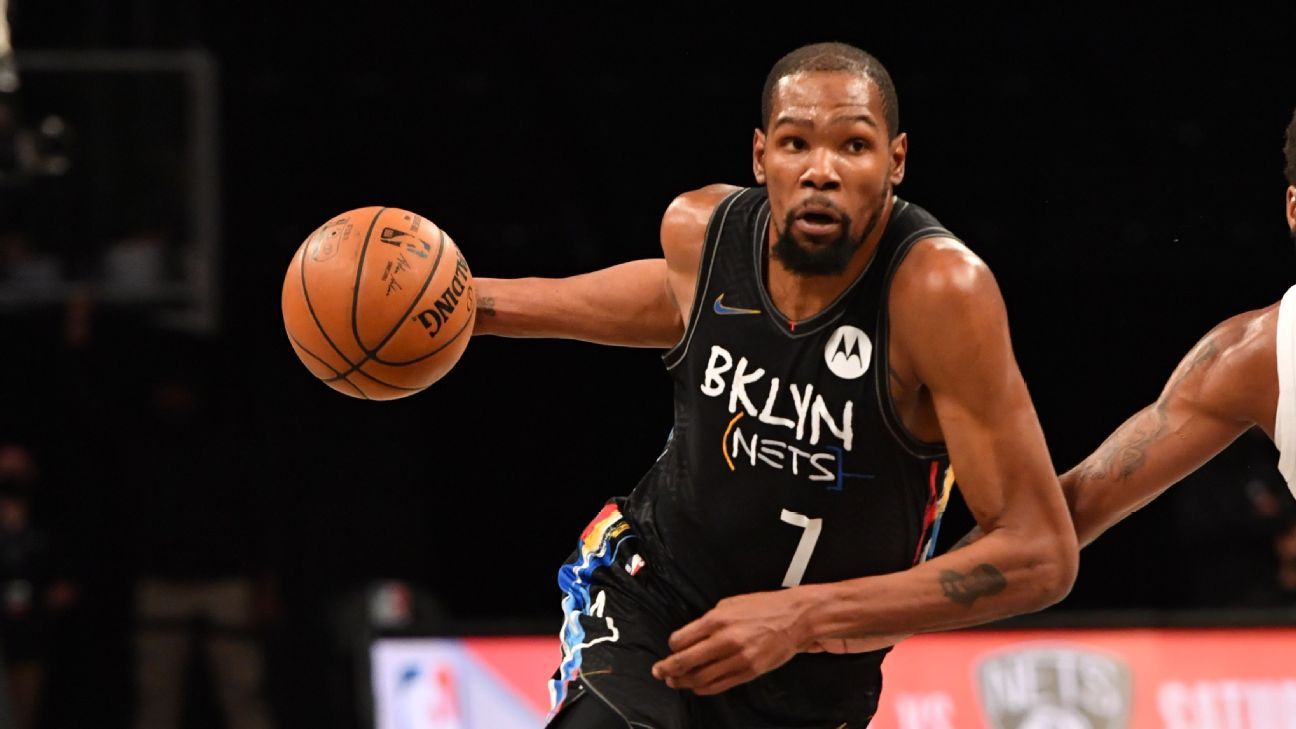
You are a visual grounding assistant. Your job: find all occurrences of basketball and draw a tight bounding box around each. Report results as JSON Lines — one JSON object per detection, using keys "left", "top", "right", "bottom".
{"left": 281, "top": 206, "right": 475, "bottom": 400}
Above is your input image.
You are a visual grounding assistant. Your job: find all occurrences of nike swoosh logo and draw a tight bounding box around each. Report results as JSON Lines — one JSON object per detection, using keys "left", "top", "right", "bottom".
{"left": 713, "top": 294, "right": 761, "bottom": 316}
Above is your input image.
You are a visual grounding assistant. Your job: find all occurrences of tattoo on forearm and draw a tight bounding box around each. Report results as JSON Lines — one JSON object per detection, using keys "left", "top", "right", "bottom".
{"left": 1074, "top": 336, "right": 1220, "bottom": 484}
{"left": 1077, "top": 407, "right": 1168, "bottom": 482}
{"left": 479, "top": 296, "right": 497, "bottom": 316}
{"left": 939, "top": 564, "right": 1007, "bottom": 606}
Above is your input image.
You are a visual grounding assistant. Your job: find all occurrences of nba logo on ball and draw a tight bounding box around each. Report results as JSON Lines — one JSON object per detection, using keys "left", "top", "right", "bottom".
{"left": 976, "top": 645, "right": 1132, "bottom": 729}
{"left": 824, "top": 325, "right": 871, "bottom": 380}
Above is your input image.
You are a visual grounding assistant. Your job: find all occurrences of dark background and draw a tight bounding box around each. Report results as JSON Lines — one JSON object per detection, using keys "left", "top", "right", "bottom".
{"left": 0, "top": 3, "right": 1294, "bottom": 727}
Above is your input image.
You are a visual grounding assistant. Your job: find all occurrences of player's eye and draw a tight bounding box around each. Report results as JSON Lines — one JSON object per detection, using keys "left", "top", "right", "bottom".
{"left": 782, "top": 136, "right": 808, "bottom": 151}
{"left": 846, "top": 139, "right": 869, "bottom": 153}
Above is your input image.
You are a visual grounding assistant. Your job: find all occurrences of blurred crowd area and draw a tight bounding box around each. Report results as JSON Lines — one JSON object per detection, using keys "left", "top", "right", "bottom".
{"left": 0, "top": 44, "right": 445, "bottom": 729}
{"left": 0, "top": 312, "right": 455, "bottom": 729}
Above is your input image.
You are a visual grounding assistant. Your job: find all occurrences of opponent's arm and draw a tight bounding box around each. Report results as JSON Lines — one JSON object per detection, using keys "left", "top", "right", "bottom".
{"left": 471, "top": 184, "right": 738, "bottom": 347}
{"left": 955, "top": 307, "right": 1275, "bottom": 551}
{"left": 1060, "top": 308, "right": 1274, "bottom": 546}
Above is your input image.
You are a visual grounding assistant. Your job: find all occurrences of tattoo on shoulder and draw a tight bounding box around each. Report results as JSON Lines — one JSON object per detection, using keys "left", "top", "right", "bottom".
{"left": 1075, "top": 335, "right": 1221, "bottom": 484}
{"left": 479, "top": 296, "right": 497, "bottom": 316}
{"left": 939, "top": 564, "right": 1007, "bottom": 606}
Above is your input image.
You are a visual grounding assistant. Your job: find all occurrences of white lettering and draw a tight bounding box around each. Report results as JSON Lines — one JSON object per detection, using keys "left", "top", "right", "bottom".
{"left": 809, "top": 453, "right": 835, "bottom": 482}
{"left": 1220, "top": 681, "right": 1245, "bottom": 729}
{"left": 758, "top": 377, "right": 796, "bottom": 429}
{"left": 731, "top": 427, "right": 758, "bottom": 467}
{"left": 758, "top": 439, "right": 786, "bottom": 469}
{"left": 700, "top": 346, "right": 733, "bottom": 397}
{"left": 810, "top": 395, "right": 854, "bottom": 451}
{"left": 980, "top": 659, "right": 1040, "bottom": 714}
{"left": 894, "top": 692, "right": 955, "bottom": 729}
{"left": 790, "top": 383, "right": 814, "bottom": 441}
{"left": 1079, "top": 658, "right": 1125, "bottom": 717}
{"left": 728, "top": 357, "right": 765, "bottom": 415}
{"left": 1157, "top": 682, "right": 1193, "bottom": 729}
{"left": 1054, "top": 650, "right": 1079, "bottom": 709}
{"left": 1158, "top": 680, "right": 1296, "bottom": 729}
{"left": 786, "top": 444, "right": 811, "bottom": 476}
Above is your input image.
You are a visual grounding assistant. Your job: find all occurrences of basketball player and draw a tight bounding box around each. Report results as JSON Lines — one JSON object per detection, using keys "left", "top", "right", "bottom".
{"left": 474, "top": 43, "right": 1079, "bottom": 728}
{"left": 1033, "top": 107, "right": 1296, "bottom": 548}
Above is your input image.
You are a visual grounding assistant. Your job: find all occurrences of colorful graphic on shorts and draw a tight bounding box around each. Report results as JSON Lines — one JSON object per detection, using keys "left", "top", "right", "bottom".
{"left": 549, "top": 504, "right": 639, "bottom": 718}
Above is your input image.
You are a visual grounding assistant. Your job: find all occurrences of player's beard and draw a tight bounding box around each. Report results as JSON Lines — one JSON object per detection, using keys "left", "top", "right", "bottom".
{"left": 772, "top": 186, "right": 889, "bottom": 276}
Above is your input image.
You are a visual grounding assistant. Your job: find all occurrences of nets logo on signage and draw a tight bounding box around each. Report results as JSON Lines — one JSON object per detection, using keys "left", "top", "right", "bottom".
{"left": 976, "top": 644, "right": 1132, "bottom": 728}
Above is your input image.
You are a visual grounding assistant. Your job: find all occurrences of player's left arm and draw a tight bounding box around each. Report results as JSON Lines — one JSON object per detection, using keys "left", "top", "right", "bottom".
{"left": 652, "top": 240, "right": 1078, "bottom": 694}
{"left": 800, "top": 240, "right": 1078, "bottom": 633}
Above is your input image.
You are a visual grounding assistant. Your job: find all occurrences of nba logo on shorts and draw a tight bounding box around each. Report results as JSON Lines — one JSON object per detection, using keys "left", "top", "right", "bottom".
{"left": 976, "top": 645, "right": 1131, "bottom": 728}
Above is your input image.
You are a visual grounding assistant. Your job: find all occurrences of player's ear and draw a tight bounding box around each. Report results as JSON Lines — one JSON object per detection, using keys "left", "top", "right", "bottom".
{"left": 1286, "top": 185, "right": 1295, "bottom": 234}
{"left": 888, "top": 132, "right": 908, "bottom": 187}
{"left": 753, "top": 128, "right": 767, "bottom": 185}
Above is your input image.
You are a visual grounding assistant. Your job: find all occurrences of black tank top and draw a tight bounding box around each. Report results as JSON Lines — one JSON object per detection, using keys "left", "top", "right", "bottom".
{"left": 626, "top": 187, "right": 955, "bottom": 610}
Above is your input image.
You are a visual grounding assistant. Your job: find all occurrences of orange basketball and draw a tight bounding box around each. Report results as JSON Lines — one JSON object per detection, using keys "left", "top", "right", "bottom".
{"left": 281, "top": 207, "right": 475, "bottom": 400}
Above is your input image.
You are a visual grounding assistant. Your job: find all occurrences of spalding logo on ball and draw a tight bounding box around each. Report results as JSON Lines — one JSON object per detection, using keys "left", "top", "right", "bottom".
{"left": 281, "top": 206, "right": 474, "bottom": 400}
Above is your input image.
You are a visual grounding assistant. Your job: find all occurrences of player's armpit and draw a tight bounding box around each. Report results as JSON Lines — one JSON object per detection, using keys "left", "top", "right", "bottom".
{"left": 797, "top": 240, "right": 1078, "bottom": 640}
{"left": 1060, "top": 307, "right": 1276, "bottom": 546}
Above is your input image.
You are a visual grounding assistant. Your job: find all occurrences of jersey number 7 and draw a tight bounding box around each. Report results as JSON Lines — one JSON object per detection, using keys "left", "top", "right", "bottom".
{"left": 780, "top": 509, "right": 823, "bottom": 587}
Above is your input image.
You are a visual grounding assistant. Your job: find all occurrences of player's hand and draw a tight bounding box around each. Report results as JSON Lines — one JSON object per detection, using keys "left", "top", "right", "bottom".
{"left": 650, "top": 588, "right": 812, "bottom": 695}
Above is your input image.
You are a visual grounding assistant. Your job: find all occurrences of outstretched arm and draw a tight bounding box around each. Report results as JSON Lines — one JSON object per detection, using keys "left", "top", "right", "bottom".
{"left": 473, "top": 260, "right": 683, "bottom": 347}
{"left": 1061, "top": 307, "right": 1275, "bottom": 546}
{"left": 471, "top": 184, "right": 738, "bottom": 348}
{"left": 953, "top": 306, "right": 1276, "bottom": 552}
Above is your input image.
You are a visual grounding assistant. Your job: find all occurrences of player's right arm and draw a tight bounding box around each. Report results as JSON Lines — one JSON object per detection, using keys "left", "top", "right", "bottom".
{"left": 470, "top": 184, "right": 739, "bottom": 347}
{"left": 1058, "top": 306, "right": 1277, "bottom": 546}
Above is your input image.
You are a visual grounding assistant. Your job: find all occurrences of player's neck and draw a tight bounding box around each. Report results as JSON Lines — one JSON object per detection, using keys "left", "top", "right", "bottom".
{"left": 765, "top": 199, "right": 893, "bottom": 323}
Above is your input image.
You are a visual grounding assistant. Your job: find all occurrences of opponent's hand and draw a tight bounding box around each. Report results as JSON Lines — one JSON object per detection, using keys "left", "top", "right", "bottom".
{"left": 650, "top": 588, "right": 812, "bottom": 695}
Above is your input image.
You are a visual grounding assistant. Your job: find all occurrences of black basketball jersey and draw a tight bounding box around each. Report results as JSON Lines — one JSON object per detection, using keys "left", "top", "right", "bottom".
{"left": 625, "top": 187, "right": 956, "bottom": 612}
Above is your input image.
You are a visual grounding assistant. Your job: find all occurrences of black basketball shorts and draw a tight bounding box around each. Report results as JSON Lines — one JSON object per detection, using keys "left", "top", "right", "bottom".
{"left": 545, "top": 500, "right": 880, "bottom": 729}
